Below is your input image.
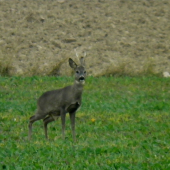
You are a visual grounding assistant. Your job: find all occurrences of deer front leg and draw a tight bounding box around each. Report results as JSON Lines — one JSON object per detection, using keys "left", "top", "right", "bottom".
{"left": 60, "top": 110, "right": 66, "bottom": 140}
{"left": 69, "top": 112, "right": 76, "bottom": 142}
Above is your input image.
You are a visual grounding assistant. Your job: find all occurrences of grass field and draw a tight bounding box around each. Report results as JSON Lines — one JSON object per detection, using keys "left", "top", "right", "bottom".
{"left": 0, "top": 76, "right": 170, "bottom": 169}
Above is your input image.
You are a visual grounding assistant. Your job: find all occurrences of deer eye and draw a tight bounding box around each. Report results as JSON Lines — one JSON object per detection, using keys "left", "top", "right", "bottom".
{"left": 76, "top": 71, "right": 79, "bottom": 74}
{"left": 84, "top": 71, "right": 86, "bottom": 74}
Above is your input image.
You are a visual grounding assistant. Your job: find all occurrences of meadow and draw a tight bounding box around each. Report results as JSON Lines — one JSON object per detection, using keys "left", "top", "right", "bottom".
{"left": 0, "top": 76, "right": 170, "bottom": 169}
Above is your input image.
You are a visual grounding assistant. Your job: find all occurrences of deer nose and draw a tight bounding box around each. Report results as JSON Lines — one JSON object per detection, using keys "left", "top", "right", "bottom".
{"left": 79, "top": 76, "right": 85, "bottom": 81}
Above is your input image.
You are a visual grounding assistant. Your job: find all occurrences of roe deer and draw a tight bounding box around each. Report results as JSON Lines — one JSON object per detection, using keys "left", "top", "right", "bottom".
{"left": 28, "top": 56, "right": 86, "bottom": 141}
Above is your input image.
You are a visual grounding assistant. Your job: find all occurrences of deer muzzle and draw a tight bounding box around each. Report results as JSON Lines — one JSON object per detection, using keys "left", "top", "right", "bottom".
{"left": 79, "top": 76, "right": 85, "bottom": 82}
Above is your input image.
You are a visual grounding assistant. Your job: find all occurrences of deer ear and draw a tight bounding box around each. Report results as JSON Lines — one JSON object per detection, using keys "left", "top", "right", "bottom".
{"left": 69, "top": 58, "right": 77, "bottom": 69}
{"left": 80, "top": 57, "right": 85, "bottom": 66}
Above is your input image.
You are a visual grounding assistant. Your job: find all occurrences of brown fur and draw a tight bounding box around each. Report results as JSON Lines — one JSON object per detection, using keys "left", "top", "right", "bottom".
{"left": 28, "top": 57, "right": 86, "bottom": 141}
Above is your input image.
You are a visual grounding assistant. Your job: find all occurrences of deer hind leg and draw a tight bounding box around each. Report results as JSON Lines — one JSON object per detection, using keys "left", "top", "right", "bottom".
{"left": 43, "top": 115, "right": 56, "bottom": 139}
{"left": 28, "top": 112, "right": 46, "bottom": 140}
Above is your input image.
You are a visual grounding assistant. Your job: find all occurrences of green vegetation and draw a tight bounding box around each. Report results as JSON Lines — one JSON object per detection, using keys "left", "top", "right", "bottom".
{"left": 1, "top": 0, "right": 170, "bottom": 76}
{"left": 0, "top": 76, "right": 170, "bottom": 169}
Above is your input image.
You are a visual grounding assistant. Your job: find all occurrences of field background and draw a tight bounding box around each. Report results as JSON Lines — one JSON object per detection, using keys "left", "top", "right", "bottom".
{"left": 1, "top": 0, "right": 170, "bottom": 169}
{"left": 0, "top": 0, "right": 170, "bottom": 76}
{"left": 0, "top": 76, "right": 170, "bottom": 169}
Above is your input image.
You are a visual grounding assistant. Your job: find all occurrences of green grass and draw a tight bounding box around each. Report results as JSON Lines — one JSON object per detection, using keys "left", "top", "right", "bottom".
{"left": 0, "top": 76, "right": 170, "bottom": 170}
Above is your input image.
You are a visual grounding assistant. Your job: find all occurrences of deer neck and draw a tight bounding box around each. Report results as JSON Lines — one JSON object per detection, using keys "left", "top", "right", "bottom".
{"left": 72, "top": 80, "right": 84, "bottom": 94}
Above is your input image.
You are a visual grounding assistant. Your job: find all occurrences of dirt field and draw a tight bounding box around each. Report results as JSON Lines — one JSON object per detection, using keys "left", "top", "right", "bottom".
{"left": 0, "top": 0, "right": 170, "bottom": 76}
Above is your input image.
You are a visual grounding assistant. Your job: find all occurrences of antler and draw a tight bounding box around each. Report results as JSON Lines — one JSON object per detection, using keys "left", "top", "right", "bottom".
{"left": 74, "top": 49, "right": 79, "bottom": 60}
{"left": 83, "top": 51, "right": 86, "bottom": 57}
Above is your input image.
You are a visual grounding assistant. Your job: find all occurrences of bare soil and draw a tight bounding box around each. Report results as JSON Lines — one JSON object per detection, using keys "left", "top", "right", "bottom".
{"left": 0, "top": 0, "right": 170, "bottom": 76}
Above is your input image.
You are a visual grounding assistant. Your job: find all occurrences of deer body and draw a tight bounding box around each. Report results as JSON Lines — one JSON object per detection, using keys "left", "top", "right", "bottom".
{"left": 28, "top": 57, "right": 86, "bottom": 141}
{"left": 37, "top": 84, "right": 83, "bottom": 115}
